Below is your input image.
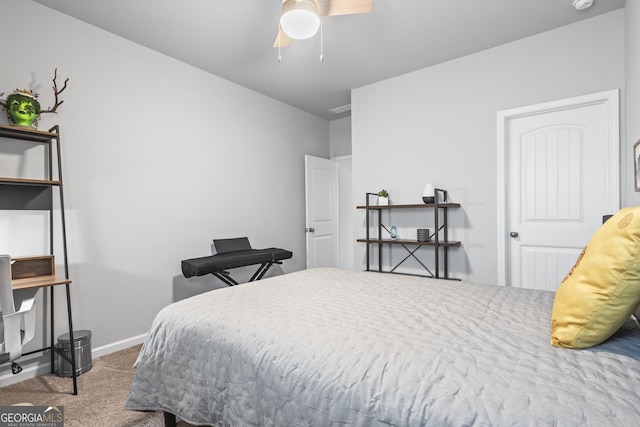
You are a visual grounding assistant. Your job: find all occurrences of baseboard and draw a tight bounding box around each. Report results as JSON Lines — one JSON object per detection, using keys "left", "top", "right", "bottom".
{"left": 0, "top": 358, "right": 52, "bottom": 388}
{"left": 91, "top": 333, "right": 147, "bottom": 358}
{"left": 0, "top": 333, "right": 147, "bottom": 388}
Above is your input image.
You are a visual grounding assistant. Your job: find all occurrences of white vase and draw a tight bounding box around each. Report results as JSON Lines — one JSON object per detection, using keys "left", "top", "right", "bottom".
{"left": 378, "top": 196, "right": 388, "bottom": 206}
{"left": 422, "top": 182, "right": 435, "bottom": 204}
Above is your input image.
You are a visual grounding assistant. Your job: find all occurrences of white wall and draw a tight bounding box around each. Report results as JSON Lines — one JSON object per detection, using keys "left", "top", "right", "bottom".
{"left": 330, "top": 117, "right": 352, "bottom": 157}
{"left": 335, "top": 156, "right": 353, "bottom": 270}
{"left": 627, "top": 1, "right": 640, "bottom": 206}
{"left": 352, "top": 10, "right": 625, "bottom": 285}
{"left": 0, "top": 0, "right": 328, "bottom": 382}
{"left": 329, "top": 117, "right": 353, "bottom": 270}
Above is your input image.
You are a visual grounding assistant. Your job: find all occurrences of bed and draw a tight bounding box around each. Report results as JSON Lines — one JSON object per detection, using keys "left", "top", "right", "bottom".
{"left": 125, "top": 267, "right": 640, "bottom": 426}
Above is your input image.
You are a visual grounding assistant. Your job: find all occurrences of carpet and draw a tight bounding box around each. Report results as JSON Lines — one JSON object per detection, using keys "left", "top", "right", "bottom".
{"left": 0, "top": 344, "right": 198, "bottom": 426}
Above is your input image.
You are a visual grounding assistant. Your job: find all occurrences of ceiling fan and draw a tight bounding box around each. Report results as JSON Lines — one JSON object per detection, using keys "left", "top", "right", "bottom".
{"left": 273, "top": 0, "right": 373, "bottom": 47}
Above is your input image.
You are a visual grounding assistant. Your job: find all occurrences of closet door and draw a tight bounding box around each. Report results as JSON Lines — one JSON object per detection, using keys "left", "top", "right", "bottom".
{"left": 497, "top": 90, "right": 619, "bottom": 290}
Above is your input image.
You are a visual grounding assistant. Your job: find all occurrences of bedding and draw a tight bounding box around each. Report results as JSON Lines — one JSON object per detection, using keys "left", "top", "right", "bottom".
{"left": 125, "top": 268, "right": 640, "bottom": 426}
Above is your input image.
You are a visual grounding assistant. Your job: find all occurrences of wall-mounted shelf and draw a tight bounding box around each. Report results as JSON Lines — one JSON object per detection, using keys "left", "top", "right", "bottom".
{"left": 357, "top": 191, "right": 461, "bottom": 279}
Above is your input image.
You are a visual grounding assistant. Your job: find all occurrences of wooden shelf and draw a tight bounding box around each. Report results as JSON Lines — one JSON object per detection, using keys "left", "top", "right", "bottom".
{"left": 357, "top": 203, "right": 460, "bottom": 209}
{"left": 0, "top": 177, "right": 61, "bottom": 186}
{"left": 357, "top": 238, "right": 461, "bottom": 247}
{"left": 0, "top": 125, "right": 58, "bottom": 142}
{"left": 10, "top": 255, "right": 70, "bottom": 289}
{"left": 12, "top": 275, "right": 71, "bottom": 290}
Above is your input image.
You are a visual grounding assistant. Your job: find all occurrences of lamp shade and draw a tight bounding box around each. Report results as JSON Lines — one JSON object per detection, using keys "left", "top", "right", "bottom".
{"left": 280, "top": 0, "right": 321, "bottom": 40}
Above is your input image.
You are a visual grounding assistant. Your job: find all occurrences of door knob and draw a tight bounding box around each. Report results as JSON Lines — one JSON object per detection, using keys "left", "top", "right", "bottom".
{"left": 510, "top": 231, "right": 519, "bottom": 238}
{"left": 306, "top": 227, "right": 315, "bottom": 233}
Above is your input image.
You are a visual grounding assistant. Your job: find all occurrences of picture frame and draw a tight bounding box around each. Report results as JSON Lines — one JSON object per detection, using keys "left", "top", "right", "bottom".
{"left": 635, "top": 140, "right": 640, "bottom": 191}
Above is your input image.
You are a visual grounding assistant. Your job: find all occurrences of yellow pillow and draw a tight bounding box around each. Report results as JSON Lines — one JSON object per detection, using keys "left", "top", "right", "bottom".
{"left": 551, "top": 206, "right": 640, "bottom": 349}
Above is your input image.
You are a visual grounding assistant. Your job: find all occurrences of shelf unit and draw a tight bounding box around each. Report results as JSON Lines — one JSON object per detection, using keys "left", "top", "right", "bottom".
{"left": 0, "top": 124, "right": 78, "bottom": 395}
{"left": 357, "top": 190, "right": 461, "bottom": 280}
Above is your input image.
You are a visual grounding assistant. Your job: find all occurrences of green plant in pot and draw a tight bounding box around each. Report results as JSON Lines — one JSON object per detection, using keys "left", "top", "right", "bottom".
{"left": 378, "top": 189, "right": 389, "bottom": 205}
{"left": 0, "top": 69, "right": 69, "bottom": 128}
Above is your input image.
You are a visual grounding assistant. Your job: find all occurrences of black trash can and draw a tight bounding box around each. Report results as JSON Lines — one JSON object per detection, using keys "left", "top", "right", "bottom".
{"left": 54, "top": 330, "right": 92, "bottom": 377}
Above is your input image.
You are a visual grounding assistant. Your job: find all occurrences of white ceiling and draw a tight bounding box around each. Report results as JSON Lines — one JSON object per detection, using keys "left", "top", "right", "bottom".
{"left": 33, "top": 0, "right": 626, "bottom": 121}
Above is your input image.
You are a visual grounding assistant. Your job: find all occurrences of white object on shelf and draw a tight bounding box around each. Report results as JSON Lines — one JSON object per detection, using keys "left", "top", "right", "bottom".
{"left": 423, "top": 182, "right": 435, "bottom": 203}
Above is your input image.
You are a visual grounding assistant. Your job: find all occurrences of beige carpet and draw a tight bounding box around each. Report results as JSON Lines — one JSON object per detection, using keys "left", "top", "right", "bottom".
{"left": 0, "top": 344, "right": 198, "bottom": 427}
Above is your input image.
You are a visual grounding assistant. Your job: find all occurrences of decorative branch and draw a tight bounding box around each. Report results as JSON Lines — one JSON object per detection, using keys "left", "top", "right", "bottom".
{"left": 39, "top": 68, "right": 69, "bottom": 114}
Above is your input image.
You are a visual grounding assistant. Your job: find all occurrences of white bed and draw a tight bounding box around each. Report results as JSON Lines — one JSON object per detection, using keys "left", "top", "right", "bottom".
{"left": 125, "top": 267, "right": 640, "bottom": 426}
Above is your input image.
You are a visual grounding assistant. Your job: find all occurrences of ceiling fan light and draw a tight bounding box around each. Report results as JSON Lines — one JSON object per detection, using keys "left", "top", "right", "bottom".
{"left": 280, "top": 0, "right": 321, "bottom": 40}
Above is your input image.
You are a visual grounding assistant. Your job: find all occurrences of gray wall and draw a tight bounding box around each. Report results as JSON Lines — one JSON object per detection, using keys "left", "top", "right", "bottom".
{"left": 352, "top": 10, "right": 626, "bottom": 285}
{"left": 0, "top": 0, "right": 329, "bottom": 382}
{"left": 330, "top": 117, "right": 352, "bottom": 157}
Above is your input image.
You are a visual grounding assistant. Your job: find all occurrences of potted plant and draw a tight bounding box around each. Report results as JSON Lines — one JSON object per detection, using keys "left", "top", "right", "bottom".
{"left": 0, "top": 69, "right": 69, "bottom": 128}
{"left": 378, "top": 189, "right": 389, "bottom": 206}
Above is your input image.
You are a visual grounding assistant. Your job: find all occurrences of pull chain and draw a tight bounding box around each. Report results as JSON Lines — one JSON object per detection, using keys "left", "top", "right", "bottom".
{"left": 278, "top": 30, "right": 282, "bottom": 63}
{"left": 319, "top": 20, "right": 324, "bottom": 62}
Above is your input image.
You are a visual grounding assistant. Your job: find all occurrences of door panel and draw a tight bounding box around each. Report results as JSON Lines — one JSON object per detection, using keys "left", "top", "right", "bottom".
{"left": 521, "top": 127, "right": 583, "bottom": 222}
{"left": 520, "top": 247, "right": 583, "bottom": 291}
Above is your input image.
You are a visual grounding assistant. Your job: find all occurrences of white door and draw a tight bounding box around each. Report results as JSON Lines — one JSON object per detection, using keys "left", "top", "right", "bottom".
{"left": 497, "top": 90, "right": 619, "bottom": 290}
{"left": 305, "top": 155, "right": 339, "bottom": 268}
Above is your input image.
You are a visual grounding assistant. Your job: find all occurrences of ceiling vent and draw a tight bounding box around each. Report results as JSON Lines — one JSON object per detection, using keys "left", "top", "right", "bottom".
{"left": 329, "top": 104, "right": 351, "bottom": 114}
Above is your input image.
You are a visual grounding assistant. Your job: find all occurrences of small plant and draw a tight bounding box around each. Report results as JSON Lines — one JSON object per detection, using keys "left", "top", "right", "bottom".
{"left": 378, "top": 189, "right": 389, "bottom": 198}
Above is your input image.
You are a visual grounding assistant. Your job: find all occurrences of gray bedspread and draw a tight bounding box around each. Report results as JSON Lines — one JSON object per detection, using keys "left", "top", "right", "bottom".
{"left": 125, "top": 268, "right": 640, "bottom": 426}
